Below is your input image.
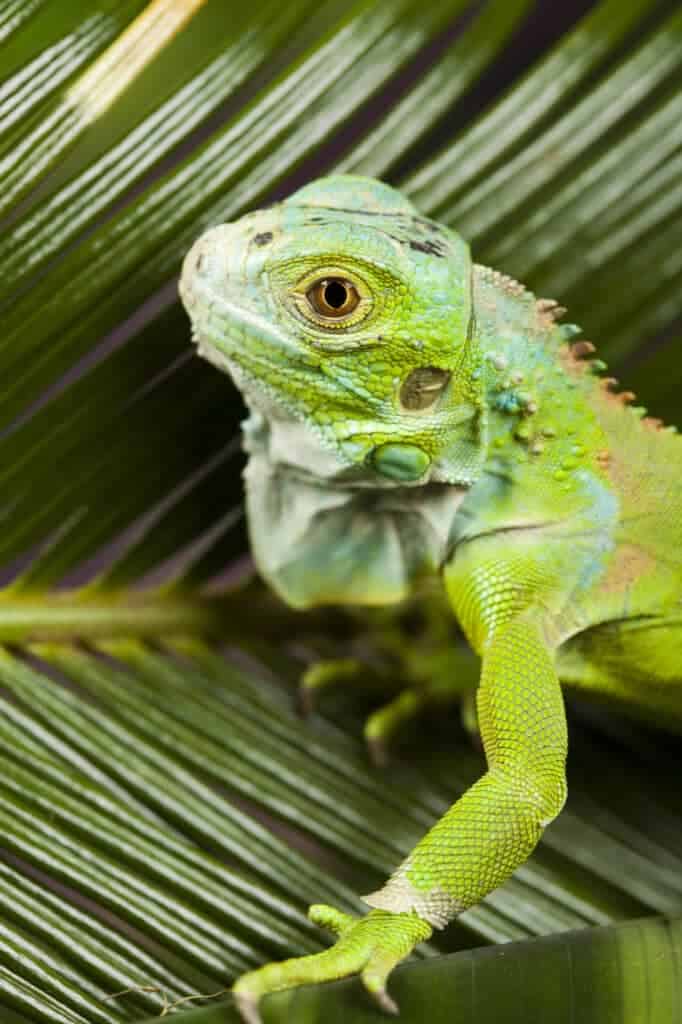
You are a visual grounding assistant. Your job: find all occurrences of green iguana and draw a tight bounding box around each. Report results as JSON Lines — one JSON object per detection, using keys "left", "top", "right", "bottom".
{"left": 179, "top": 175, "right": 682, "bottom": 1024}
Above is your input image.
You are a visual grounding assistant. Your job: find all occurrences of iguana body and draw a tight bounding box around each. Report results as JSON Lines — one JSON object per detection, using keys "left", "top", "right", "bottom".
{"left": 179, "top": 176, "right": 682, "bottom": 1023}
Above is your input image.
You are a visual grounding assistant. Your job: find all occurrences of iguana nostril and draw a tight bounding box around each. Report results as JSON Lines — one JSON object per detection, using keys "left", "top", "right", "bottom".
{"left": 186, "top": 229, "right": 227, "bottom": 280}
{"left": 185, "top": 241, "right": 209, "bottom": 279}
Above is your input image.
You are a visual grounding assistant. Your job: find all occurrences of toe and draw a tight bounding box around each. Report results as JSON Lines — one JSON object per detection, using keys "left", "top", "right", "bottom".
{"left": 364, "top": 689, "right": 424, "bottom": 760}
{"left": 361, "top": 959, "right": 401, "bottom": 1016}
{"left": 373, "top": 987, "right": 400, "bottom": 1016}
{"left": 308, "top": 904, "right": 356, "bottom": 936}
{"left": 299, "top": 658, "right": 365, "bottom": 714}
{"left": 232, "top": 985, "right": 263, "bottom": 1024}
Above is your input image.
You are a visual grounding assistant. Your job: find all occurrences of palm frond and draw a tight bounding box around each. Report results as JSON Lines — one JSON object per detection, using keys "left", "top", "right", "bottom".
{"left": 0, "top": 0, "right": 680, "bottom": 1020}
{"left": 138, "top": 915, "right": 682, "bottom": 1023}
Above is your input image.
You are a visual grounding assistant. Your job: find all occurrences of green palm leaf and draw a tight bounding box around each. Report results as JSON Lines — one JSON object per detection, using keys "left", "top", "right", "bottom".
{"left": 0, "top": 1, "right": 680, "bottom": 1021}
{"left": 138, "top": 915, "right": 682, "bottom": 1023}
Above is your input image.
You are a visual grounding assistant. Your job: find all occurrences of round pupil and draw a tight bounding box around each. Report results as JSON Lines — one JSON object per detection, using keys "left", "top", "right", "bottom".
{"left": 323, "top": 280, "right": 348, "bottom": 309}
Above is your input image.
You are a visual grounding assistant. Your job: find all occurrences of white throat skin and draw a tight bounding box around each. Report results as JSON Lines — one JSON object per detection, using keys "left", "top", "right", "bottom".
{"left": 241, "top": 397, "right": 357, "bottom": 486}
{"left": 241, "top": 406, "right": 467, "bottom": 610}
{"left": 197, "top": 333, "right": 471, "bottom": 609}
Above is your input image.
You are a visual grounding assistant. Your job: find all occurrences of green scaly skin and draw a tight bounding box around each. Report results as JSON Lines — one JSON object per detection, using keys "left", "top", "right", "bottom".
{"left": 179, "top": 176, "right": 682, "bottom": 1023}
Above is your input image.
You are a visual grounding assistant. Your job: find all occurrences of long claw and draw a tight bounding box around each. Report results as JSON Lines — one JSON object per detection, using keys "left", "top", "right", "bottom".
{"left": 366, "top": 733, "right": 390, "bottom": 767}
{"left": 362, "top": 950, "right": 405, "bottom": 1017}
{"left": 232, "top": 988, "right": 262, "bottom": 1024}
{"left": 297, "top": 682, "right": 315, "bottom": 717}
{"left": 373, "top": 987, "right": 400, "bottom": 1016}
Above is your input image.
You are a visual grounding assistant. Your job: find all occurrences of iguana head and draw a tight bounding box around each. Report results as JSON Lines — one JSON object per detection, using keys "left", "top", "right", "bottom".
{"left": 180, "top": 175, "right": 485, "bottom": 486}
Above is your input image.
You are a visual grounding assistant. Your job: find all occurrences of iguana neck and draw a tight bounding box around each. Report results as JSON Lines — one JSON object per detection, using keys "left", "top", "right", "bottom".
{"left": 241, "top": 409, "right": 466, "bottom": 608}
{"left": 472, "top": 262, "right": 608, "bottom": 478}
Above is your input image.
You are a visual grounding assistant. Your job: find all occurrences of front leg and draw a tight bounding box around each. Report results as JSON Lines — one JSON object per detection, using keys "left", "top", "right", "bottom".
{"left": 365, "top": 614, "right": 567, "bottom": 923}
{"left": 233, "top": 543, "right": 569, "bottom": 1021}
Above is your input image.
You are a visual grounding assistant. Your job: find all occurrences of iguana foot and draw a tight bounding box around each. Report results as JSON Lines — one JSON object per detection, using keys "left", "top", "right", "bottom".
{"left": 364, "top": 690, "right": 427, "bottom": 765}
{"left": 299, "top": 659, "right": 428, "bottom": 764}
{"left": 299, "top": 655, "right": 478, "bottom": 761}
{"left": 233, "top": 905, "right": 432, "bottom": 1024}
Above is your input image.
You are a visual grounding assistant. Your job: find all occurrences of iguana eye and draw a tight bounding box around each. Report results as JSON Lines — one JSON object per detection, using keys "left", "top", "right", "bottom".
{"left": 400, "top": 367, "right": 451, "bottom": 411}
{"left": 306, "top": 278, "right": 360, "bottom": 318}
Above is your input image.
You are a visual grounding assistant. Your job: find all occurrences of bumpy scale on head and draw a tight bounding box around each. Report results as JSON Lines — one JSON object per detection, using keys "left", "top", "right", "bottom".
{"left": 180, "top": 175, "right": 487, "bottom": 487}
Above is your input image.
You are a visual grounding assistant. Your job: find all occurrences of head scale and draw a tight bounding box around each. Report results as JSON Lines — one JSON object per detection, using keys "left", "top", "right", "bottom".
{"left": 180, "top": 174, "right": 485, "bottom": 486}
